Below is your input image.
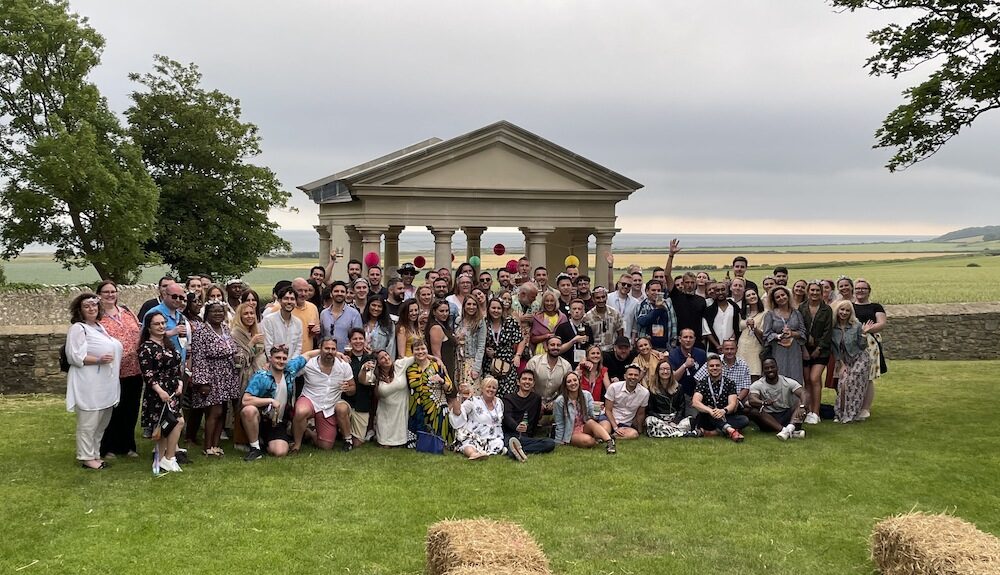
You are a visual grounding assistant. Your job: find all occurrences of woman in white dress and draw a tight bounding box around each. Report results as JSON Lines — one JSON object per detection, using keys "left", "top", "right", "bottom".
{"left": 448, "top": 376, "right": 505, "bottom": 460}
{"left": 65, "top": 292, "right": 123, "bottom": 470}
{"left": 370, "top": 349, "right": 414, "bottom": 447}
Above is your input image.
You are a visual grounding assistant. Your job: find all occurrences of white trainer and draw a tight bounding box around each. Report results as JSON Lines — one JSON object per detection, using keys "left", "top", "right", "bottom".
{"left": 804, "top": 412, "right": 821, "bottom": 425}
{"left": 791, "top": 430, "right": 806, "bottom": 439}
{"left": 776, "top": 424, "right": 794, "bottom": 441}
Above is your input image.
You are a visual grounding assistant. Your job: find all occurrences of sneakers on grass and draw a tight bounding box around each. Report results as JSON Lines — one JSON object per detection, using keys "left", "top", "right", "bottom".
{"left": 791, "top": 430, "right": 806, "bottom": 439}
{"left": 804, "top": 412, "right": 821, "bottom": 425}
{"left": 606, "top": 438, "right": 617, "bottom": 455}
{"left": 508, "top": 437, "right": 527, "bottom": 462}
{"left": 727, "top": 428, "right": 744, "bottom": 443}
{"left": 776, "top": 424, "right": 795, "bottom": 441}
{"left": 243, "top": 447, "right": 264, "bottom": 462}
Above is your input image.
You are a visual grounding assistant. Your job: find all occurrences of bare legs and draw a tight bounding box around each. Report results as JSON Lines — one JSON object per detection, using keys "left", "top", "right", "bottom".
{"left": 203, "top": 404, "right": 224, "bottom": 453}
{"left": 805, "top": 363, "right": 825, "bottom": 415}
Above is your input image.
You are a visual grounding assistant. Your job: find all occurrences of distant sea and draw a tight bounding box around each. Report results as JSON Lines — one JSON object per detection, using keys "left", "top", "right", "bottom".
{"left": 277, "top": 229, "right": 935, "bottom": 254}
{"left": 18, "top": 230, "right": 935, "bottom": 255}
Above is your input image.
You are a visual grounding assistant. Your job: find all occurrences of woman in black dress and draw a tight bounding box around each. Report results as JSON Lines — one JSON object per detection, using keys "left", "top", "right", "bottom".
{"left": 139, "top": 311, "right": 186, "bottom": 473}
{"left": 482, "top": 297, "right": 523, "bottom": 397}
{"left": 852, "top": 278, "right": 888, "bottom": 420}
{"left": 425, "top": 299, "right": 458, "bottom": 383}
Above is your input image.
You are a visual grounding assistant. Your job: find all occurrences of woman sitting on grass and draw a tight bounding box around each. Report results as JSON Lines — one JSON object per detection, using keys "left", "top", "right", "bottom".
{"left": 449, "top": 376, "right": 505, "bottom": 460}
{"left": 407, "top": 338, "right": 459, "bottom": 448}
{"left": 552, "top": 372, "right": 616, "bottom": 454}
{"left": 575, "top": 345, "right": 610, "bottom": 406}
{"left": 645, "top": 358, "right": 692, "bottom": 438}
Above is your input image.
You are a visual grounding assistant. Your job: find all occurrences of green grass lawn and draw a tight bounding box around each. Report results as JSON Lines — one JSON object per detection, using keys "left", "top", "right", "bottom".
{"left": 1, "top": 360, "right": 998, "bottom": 574}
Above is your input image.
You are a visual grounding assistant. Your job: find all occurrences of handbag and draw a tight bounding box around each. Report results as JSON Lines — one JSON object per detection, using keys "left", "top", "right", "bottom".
{"left": 152, "top": 401, "right": 179, "bottom": 441}
{"left": 415, "top": 431, "right": 445, "bottom": 455}
{"left": 489, "top": 357, "right": 512, "bottom": 378}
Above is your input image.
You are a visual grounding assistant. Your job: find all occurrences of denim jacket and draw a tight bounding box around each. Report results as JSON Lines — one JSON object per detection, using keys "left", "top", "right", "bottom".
{"left": 552, "top": 390, "right": 596, "bottom": 444}
{"left": 831, "top": 323, "right": 867, "bottom": 360}
{"left": 458, "top": 319, "right": 487, "bottom": 371}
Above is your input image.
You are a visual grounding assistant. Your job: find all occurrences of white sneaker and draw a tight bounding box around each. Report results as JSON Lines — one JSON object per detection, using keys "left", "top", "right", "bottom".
{"left": 161, "top": 457, "right": 182, "bottom": 472}
{"left": 857, "top": 409, "right": 871, "bottom": 421}
{"left": 776, "top": 424, "right": 794, "bottom": 441}
{"left": 791, "top": 430, "right": 806, "bottom": 439}
{"left": 804, "top": 413, "right": 821, "bottom": 425}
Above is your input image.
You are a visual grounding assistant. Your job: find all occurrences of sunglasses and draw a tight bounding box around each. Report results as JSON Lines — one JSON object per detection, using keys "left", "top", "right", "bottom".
{"left": 169, "top": 294, "right": 186, "bottom": 301}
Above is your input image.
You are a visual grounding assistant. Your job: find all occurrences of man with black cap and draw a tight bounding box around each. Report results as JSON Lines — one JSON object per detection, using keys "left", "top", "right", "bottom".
{"left": 603, "top": 336, "right": 638, "bottom": 383}
{"left": 398, "top": 263, "right": 418, "bottom": 299}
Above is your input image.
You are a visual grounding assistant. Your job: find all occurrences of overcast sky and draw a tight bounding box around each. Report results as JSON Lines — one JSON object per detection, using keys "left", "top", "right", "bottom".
{"left": 71, "top": 0, "right": 1000, "bottom": 236}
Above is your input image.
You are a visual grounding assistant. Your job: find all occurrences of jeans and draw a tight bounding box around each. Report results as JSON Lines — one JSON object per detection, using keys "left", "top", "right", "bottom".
{"left": 694, "top": 412, "right": 749, "bottom": 433}
{"left": 503, "top": 433, "right": 556, "bottom": 458}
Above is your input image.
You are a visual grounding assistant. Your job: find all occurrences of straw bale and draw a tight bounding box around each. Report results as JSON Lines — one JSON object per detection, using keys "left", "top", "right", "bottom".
{"left": 426, "top": 519, "right": 550, "bottom": 575}
{"left": 443, "top": 566, "right": 550, "bottom": 575}
{"left": 871, "top": 512, "right": 1000, "bottom": 575}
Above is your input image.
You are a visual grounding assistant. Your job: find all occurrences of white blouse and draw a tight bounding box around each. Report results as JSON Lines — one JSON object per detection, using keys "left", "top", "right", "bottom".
{"left": 65, "top": 322, "right": 122, "bottom": 412}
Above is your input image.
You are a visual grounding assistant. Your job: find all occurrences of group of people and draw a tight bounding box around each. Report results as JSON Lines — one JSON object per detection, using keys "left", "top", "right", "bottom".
{"left": 64, "top": 239, "right": 887, "bottom": 472}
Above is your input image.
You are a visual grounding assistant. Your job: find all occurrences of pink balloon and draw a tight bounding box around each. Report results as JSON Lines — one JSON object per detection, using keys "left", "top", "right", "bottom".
{"left": 364, "top": 251, "right": 380, "bottom": 267}
{"left": 505, "top": 259, "right": 518, "bottom": 273}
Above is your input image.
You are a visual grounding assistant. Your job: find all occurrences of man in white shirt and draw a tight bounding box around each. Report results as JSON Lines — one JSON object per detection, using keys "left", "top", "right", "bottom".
{"left": 290, "top": 337, "right": 356, "bottom": 452}
{"left": 601, "top": 364, "right": 649, "bottom": 440}
{"left": 261, "top": 286, "right": 302, "bottom": 359}
{"left": 702, "top": 282, "right": 737, "bottom": 353}
{"left": 607, "top": 273, "right": 639, "bottom": 340}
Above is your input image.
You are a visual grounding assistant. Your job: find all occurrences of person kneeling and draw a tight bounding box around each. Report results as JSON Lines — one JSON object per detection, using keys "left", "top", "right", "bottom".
{"left": 600, "top": 364, "right": 649, "bottom": 443}
{"left": 241, "top": 345, "right": 316, "bottom": 461}
{"left": 501, "top": 370, "right": 557, "bottom": 462}
{"left": 691, "top": 354, "right": 749, "bottom": 442}
{"left": 449, "top": 376, "right": 505, "bottom": 460}
{"left": 292, "top": 337, "right": 356, "bottom": 453}
{"left": 747, "top": 358, "right": 807, "bottom": 440}
{"left": 553, "top": 372, "right": 616, "bottom": 454}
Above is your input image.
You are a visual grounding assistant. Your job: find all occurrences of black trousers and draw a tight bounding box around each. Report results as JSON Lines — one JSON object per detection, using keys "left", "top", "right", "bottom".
{"left": 100, "top": 375, "right": 143, "bottom": 455}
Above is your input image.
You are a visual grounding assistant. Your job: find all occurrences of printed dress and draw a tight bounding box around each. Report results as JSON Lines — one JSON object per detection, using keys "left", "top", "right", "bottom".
{"left": 484, "top": 317, "right": 523, "bottom": 397}
{"left": 450, "top": 396, "right": 505, "bottom": 455}
{"left": 406, "top": 359, "right": 455, "bottom": 447}
{"left": 189, "top": 325, "right": 241, "bottom": 409}
{"left": 138, "top": 340, "right": 183, "bottom": 429}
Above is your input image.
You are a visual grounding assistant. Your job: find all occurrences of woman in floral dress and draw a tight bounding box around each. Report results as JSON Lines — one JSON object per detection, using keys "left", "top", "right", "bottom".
{"left": 407, "top": 338, "right": 457, "bottom": 448}
{"left": 138, "top": 311, "right": 185, "bottom": 472}
{"left": 483, "top": 298, "right": 523, "bottom": 397}
{"left": 449, "top": 376, "right": 505, "bottom": 460}
{"left": 189, "top": 301, "right": 240, "bottom": 456}
{"left": 831, "top": 300, "right": 874, "bottom": 423}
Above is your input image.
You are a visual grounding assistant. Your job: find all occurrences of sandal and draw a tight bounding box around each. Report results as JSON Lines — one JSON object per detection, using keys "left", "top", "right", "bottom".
{"left": 81, "top": 461, "right": 107, "bottom": 470}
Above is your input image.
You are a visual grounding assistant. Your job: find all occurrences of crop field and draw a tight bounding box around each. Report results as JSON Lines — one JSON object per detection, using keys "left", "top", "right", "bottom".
{"left": 4, "top": 252, "right": 1000, "bottom": 305}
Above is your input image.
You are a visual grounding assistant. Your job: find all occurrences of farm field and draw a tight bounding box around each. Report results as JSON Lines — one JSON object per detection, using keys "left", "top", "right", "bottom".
{"left": 4, "top": 253, "right": 1000, "bottom": 305}
{"left": 1, "top": 361, "right": 998, "bottom": 574}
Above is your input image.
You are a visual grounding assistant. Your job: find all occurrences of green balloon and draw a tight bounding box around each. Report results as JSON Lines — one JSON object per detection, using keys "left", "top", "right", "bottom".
{"left": 469, "top": 255, "right": 481, "bottom": 267}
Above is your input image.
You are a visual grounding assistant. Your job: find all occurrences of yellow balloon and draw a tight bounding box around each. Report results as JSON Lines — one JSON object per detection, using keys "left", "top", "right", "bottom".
{"left": 564, "top": 255, "right": 580, "bottom": 267}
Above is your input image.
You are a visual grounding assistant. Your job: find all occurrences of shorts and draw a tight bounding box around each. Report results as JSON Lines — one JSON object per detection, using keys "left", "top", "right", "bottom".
{"left": 596, "top": 414, "right": 633, "bottom": 428}
{"left": 804, "top": 356, "right": 830, "bottom": 367}
{"left": 295, "top": 396, "right": 349, "bottom": 444}
{"left": 350, "top": 410, "right": 370, "bottom": 440}
{"left": 259, "top": 413, "right": 292, "bottom": 444}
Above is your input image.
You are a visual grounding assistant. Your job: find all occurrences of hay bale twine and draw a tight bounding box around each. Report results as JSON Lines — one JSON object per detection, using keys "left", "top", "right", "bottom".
{"left": 426, "top": 518, "right": 550, "bottom": 575}
{"left": 443, "top": 566, "right": 549, "bottom": 575}
{"left": 871, "top": 512, "right": 1000, "bottom": 575}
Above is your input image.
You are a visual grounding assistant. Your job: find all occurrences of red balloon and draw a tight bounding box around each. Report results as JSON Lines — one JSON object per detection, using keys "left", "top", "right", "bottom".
{"left": 505, "top": 259, "right": 518, "bottom": 273}
{"left": 493, "top": 243, "right": 506, "bottom": 256}
{"left": 364, "top": 251, "right": 380, "bottom": 267}
{"left": 413, "top": 256, "right": 426, "bottom": 268}
{"left": 451, "top": 253, "right": 456, "bottom": 262}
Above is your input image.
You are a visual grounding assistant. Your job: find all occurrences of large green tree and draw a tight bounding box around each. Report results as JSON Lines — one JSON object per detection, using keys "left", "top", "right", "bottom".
{"left": 835, "top": 0, "right": 1000, "bottom": 171}
{"left": 127, "top": 56, "right": 291, "bottom": 280}
{"left": 0, "top": 0, "right": 158, "bottom": 282}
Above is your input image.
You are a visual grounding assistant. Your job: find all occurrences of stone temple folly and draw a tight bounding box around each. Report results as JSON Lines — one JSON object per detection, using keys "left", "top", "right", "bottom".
{"left": 300, "top": 121, "right": 642, "bottom": 282}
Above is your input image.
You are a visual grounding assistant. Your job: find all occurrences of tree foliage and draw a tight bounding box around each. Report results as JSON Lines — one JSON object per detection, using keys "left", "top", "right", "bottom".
{"left": 127, "top": 56, "right": 291, "bottom": 280}
{"left": 0, "top": 0, "right": 158, "bottom": 282}
{"left": 835, "top": 0, "right": 1000, "bottom": 171}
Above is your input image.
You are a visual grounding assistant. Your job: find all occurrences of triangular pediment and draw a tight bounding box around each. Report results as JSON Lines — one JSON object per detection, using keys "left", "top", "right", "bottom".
{"left": 379, "top": 141, "right": 596, "bottom": 190}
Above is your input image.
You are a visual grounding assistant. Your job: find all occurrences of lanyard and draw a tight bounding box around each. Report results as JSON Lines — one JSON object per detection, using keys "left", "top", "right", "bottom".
{"left": 707, "top": 377, "right": 724, "bottom": 407}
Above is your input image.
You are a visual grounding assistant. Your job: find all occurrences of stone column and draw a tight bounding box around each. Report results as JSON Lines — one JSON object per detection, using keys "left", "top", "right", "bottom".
{"left": 429, "top": 226, "right": 457, "bottom": 271}
{"left": 384, "top": 225, "right": 404, "bottom": 278}
{"left": 314, "top": 224, "right": 332, "bottom": 267}
{"left": 568, "top": 229, "right": 592, "bottom": 277}
{"left": 462, "top": 226, "right": 486, "bottom": 271}
{"left": 593, "top": 228, "right": 618, "bottom": 290}
{"left": 356, "top": 225, "right": 387, "bottom": 273}
{"left": 345, "top": 225, "right": 363, "bottom": 263}
{"left": 521, "top": 227, "right": 554, "bottom": 273}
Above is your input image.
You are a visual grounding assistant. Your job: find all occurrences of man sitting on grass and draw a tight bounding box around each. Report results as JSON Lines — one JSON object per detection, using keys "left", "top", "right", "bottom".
{"left": 691, "top": 354, "right": 748, "bottom": 442}
{"left": 241, "top": 345, "right": 316, "bottom": 461}
{"left": 600, "top": 364, "right": 649, "bottom": 444}
{"left": 747, "top": 358, "right": 807, "bottom": 440}
{"left": 501, "top": 370, "right": 557, "bottom": 462}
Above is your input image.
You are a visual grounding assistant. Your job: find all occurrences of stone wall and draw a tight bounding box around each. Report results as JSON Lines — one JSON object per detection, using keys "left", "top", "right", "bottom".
{"left": 0, "top": 325, "right": 67, "bottom": 394}
{"left": 2, "top": 301, "right": 998, "bottom": 396}
{"left": 0, "top": 284, "right": 156, "bottom": 327}
{"left": 882, "top": 302, "right": 1000, "bottom": 361}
